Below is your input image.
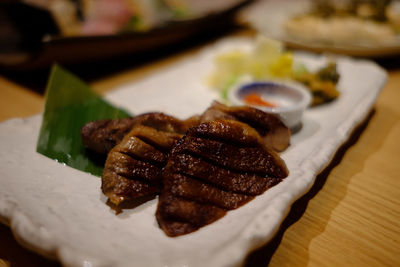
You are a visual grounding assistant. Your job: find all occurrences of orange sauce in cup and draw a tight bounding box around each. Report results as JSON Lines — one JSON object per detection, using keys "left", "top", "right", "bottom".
{"left": 243, "top": 93, "right": 277, "bottom": 108}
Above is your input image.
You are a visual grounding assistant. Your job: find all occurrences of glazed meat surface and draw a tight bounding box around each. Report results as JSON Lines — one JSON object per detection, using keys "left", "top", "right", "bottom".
{"left": 200, "top": 101, "right": 291, "bottom": 152}
{"left": 156, "top": 120, "right": 289, "bottom": 237}
{"left": 81, "top": 113, "right": 199, "bottom": 154}
{"left": 101, "top": 113, "right": 199, "bottom": 206}
{"left": 81, "top": 117, "right": 139, "bottom": 154}
{"left": 81, "top": 102, "right": 289, "bottom": 154}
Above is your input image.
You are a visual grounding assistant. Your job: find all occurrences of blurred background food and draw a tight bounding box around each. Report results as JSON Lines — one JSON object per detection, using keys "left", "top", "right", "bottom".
{"left": 0, "top": 0, "right": 250, "bottom": 69}
{"left": 22, "top": 0, "right": 244, "bottom": 36}
{"left": 2, "top": 0, "right": 400, "bottom": 71}
{"left": 241, "top": 0, "right": 400, "bottom": 57}
{"left": 284, "top": 0, "right": 400, "bottom": 46}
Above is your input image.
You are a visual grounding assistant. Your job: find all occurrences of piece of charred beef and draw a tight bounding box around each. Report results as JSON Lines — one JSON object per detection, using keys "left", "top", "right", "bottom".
{"left": 101, "top": 114, "right": 199, "bottom": 207}
{"left": 81, "top": 113, "right": 199, "bottom": 154}
{"left": 156, "top": 120, "right": 289, "bottom": 237}
{"left": 81, "top": 117, "right": 139, "bottom": 154}
{"left": 200, "top": 101, "right": 290, "bottom": 152}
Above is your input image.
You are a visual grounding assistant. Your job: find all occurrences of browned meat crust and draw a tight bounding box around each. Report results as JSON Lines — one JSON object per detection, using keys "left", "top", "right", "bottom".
{"left": 81, "top": 117, "right": 139, "bottom": 154}
{"left": 157, "top": 194, "right": 227, "bottom": 229}
{"left": 86, "top": 104, "right": 290, "bottom": 233}
{"left": 156, "top": 120, "right": 288, "bottom": 237}
{"left": 81, "top": 113, "right": 199, "bottom": 154}
{"left": 200, "top": 101, "right": 291, "bottom": 152}
{"left": 168, "top": 154, "right": 273, "bottom": 195}
{"left": 101, "top": 114, "right": 199, "bottom": 206}
{"left": 82, "top": 102, "right": 289, "bottom": 155}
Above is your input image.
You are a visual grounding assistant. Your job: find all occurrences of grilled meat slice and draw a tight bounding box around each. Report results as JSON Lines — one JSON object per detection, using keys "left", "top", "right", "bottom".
{"left": 81, "top": 117, "right": 139, "bottom": 154}
{"left": 157, "top": 194, "right": 227, "bottom": 230}
{"left": 200, "top": 101, "right": 291, "bottom": 152}
{"left": 81, "top": 113, "right": 199, "bottom": 154}
{"left": 101, "top": 114, "right": 199, "bottom": 207}
{"left": 156, "top": 120, "right": 289, "bottom": 237}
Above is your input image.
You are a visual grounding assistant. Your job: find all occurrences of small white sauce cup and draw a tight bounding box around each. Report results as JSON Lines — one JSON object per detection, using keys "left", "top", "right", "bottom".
{"left": 229, "top": 80, "right": 312, "bottom": 129}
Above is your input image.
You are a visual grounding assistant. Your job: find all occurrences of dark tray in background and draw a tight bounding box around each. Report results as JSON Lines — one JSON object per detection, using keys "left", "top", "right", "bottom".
{"left": 0, "top": 0, "right": 251, "bottom": 71}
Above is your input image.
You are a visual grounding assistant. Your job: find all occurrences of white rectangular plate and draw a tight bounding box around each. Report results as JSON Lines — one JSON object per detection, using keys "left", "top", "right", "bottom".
{"left": 0, "top": 38, "right": 387, "bottom": 267}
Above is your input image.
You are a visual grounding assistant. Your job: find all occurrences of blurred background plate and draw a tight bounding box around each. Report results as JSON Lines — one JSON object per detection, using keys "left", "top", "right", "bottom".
{"left": 0, "top": 0, "right": 251, "bottom": 70}
{"left": 241, "top": 0, "right": 400, "bottom": 58}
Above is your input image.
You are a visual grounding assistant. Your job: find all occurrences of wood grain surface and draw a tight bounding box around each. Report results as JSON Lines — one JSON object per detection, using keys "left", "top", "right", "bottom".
{"left": 246, "top": 68, "right": 400, "bottom": 267}
{"left": 0, "top": 34, "right": 399, "bottom": 267}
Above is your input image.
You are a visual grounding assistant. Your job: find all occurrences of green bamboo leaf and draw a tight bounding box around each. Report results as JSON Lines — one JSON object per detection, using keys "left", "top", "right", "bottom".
{"left": 36, "top": 64, "right": 131, "bottom": 176}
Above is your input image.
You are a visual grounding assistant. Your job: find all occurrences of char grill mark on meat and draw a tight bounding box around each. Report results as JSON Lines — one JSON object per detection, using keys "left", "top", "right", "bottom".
{"left": 105, "top": 152, "right": 162, "bottom": 183}
{"left": 176, "top": 136, "right": 287, "bottom": 177}
{"left": 101, "top": 174, "right": 159, "bottom": 204}
{"left": 81, "top": 113, "right": 199, "bottom": 154}
{"left": 169, "top": 153, "right": 270, "bottom": 195}
{"left": 156, "top": 120, "right": 289, "bottom": 237}
{"left": 164, "top": 173, "right": 253, "bottom": 209}
{"left": 101, "top": 114, "right": 199, "bottom": 207}
{"left": 116, "top": 134, "right": 166, "bottom": 167}
{"left": 200, "top": 101, "right": 291, "bottom": 152}
{"left": 131, "top": 126, "right": 182, "bottom": 153}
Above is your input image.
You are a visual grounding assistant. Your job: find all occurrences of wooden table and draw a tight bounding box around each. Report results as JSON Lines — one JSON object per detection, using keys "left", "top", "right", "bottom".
{"left": 1, "top": 33, "right": 400, "bottom": 267}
